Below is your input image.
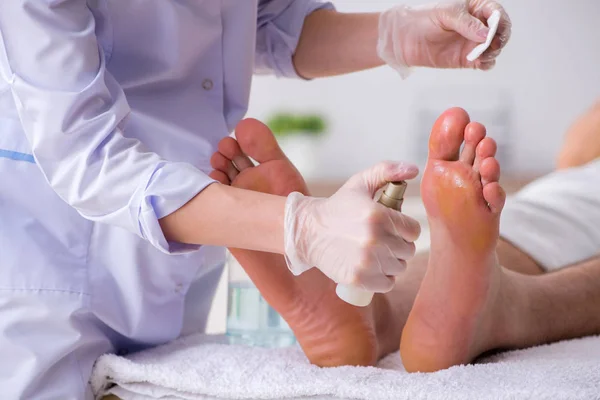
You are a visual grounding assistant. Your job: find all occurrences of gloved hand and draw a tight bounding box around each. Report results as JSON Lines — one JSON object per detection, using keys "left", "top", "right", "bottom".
{"left": 284, "top": 161, "right": 421, "bottom": 293}
{"left": 377, "top": 0, "right": 512, "bottom": 78}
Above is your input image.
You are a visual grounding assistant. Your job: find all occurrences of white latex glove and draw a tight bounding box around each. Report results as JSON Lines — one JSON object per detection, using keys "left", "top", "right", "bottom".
{"left": 377, "top": 0, "right": 512, "bottom": 78}
{"left": 284, "top": 162, "right": 421, "bottom": 293}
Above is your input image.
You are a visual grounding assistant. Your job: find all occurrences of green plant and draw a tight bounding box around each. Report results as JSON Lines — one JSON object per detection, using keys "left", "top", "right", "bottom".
{"left": 266, "top": 112, "right": 327, "bottom": 137}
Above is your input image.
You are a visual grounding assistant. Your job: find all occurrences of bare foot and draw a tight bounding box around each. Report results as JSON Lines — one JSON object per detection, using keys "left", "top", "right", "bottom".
{"left": 210, "top": 119, "right": 399, "bottom": 367}
{"left": 400, "top": 108, "right": 509, "bottom": 372}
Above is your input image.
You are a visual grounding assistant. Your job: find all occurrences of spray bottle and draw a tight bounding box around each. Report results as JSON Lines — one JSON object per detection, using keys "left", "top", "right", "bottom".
{"left": 335, "top": 181, "right": 408, "bottom": 307}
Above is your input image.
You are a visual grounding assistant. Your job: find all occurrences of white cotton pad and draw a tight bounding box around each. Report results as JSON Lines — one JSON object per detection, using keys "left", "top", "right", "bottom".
{"left": 467, "top": 10, "right": 501, "bottom": 62}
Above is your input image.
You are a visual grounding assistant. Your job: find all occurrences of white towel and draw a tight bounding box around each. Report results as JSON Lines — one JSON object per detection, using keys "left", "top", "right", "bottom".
{"left": 92, "top": 333, "right": 600, "bottom": 400}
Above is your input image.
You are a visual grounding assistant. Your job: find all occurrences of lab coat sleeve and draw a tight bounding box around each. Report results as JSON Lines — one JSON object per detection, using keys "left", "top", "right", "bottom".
{"left": 255, "top": 0, "right": 334, "bottom": 78}
{"left": 0, "top": 0, "right": 213, "bottom": 254}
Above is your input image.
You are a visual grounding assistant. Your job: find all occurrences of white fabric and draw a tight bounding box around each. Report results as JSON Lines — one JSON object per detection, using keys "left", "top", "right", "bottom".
{"left": 500, "top": 159, "right": 600, "bottom": 271}
{"left": 92, "top": 333, "right": 600, "bottom": 400}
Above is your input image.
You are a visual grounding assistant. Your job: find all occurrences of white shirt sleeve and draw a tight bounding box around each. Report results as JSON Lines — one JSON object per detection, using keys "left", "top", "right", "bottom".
{"left": 0, "top": 0, "right": 214, "bottom": 254}
{"left": 255, "top": 0, "right": 334, "bottom": 78}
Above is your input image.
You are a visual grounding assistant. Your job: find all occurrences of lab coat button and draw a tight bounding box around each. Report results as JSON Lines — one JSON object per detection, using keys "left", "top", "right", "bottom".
{"left": 175, "top": 283, "right": 183, "bottom": 293}
{"left": 202, "top": 79, "right": 213, "bottom": 91}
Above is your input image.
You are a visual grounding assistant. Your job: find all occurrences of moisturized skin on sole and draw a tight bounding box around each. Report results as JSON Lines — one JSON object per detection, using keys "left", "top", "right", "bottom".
{"left": 400, "top": 107, "right": 509, "bottom": 372}
{"left": 210, "top": 119, "right": 397, "bottom": 367}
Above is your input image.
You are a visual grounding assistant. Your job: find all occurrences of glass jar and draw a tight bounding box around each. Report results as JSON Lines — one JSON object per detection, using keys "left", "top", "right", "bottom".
{"left": 225, "top": 251, "right": 296, "bottom": 347}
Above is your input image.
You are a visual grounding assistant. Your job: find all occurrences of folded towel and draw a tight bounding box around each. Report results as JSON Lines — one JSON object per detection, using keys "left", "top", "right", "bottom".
{"left": 91, "top": 333, "right": 600, "bottom": 400}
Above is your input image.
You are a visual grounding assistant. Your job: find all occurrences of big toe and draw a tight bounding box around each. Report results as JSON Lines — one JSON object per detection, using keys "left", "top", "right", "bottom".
{"left": 235, "top": 118, "right": 287, "bottom": 163}
{"left": 428, "top": 108, "right": 471, "bottom": 161}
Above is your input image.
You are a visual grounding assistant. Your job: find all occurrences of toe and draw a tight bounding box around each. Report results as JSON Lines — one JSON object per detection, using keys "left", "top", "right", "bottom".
{"left": 479, "top": 157, "right": 500, "bottom": 186}
{"left": 483, "top": 182, "right": 505, "bottom": 214}
{"left": 209, "top": 170, "right": 230, "bottom": 185}
{"left": 460, "top": 122, "right": 487, "bottom": 165}
{"left": 428, "top": 107, "right": 471, "bottom": 161}
{"left": 474, "top": 137, "right": 497, "bottom": 173}
{"left": 218, "top": 137, "right": 254, "bottom": 171}
{"left": 235, "top": 118, "right": 287, "bottom": 163}
{"left": 210, "top": 152, "right": 239, "bottom": 181}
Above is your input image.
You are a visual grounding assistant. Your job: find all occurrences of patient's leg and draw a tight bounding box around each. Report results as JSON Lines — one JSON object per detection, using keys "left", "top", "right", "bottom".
{"left": 400, "top": 108, "right": 600, "bottom": 372}
{"left": 508, "top": 255, "right": 600, "bottom": 348}
{"left": 557, "top": 99, "right": 600, "bottom": 169}
{"left": 399, "top": 107, "right": 512, "bottom": 372}
{"left": 403, "top": 248, "right": 600, "bottom": 371}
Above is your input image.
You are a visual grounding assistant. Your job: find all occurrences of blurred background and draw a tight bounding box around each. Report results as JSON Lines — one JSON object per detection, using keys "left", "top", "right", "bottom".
{"left": 210, "top": 0, "right": 600, "bottom": 336}
{"left": 248, "top": 0, "right": 600, "bottom": 181}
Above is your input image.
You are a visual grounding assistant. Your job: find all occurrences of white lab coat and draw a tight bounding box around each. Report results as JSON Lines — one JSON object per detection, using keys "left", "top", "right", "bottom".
{"left": 0, "top": 0, "right": 332, "bottom": 397}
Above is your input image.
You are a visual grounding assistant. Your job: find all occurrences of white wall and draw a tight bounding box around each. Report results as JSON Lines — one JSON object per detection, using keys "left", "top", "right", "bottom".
{"left": 246, "top": 0, "right": 600, "bottom": 179}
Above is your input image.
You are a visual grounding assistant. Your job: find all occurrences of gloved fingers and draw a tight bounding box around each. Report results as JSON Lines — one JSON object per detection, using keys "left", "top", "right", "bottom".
{"left": 369, "top": 275, "right": 396, "bottom": 293}
{"left": 344, "top": 248, "right": 402, "bottom": 293}
{"left": 438, "top": 6, "right": 489, "bottom": 44}
{"left": 494, "top": 18, "right": 512, "bottom": 50}
{"left": 471, "top": 0, "right": 504, "bottom": 20}
{"left": 380, "top": 236, "right": 416, "bottom": 266}
{"left": 472, "top": 1, "right": 512, "bottom": 50}
{"left": 345, "top": 161, "right": 419, "bottom": 196}
{"left": 478, "top": 58, "right": 496, "bottom": 71}
{"left": 381, "top": 207, "right": 421, "bottom": 243}
{"left": 353, "top": 265, "right": 396, "bottom": 293}
{"left": 489, "top": 35, "right": 503, "bottom": 52}
{"left": 480, "top": 48, "right": 501, "bottom": 63}
{"left": 380, "top": 257, "right": 408, "bottom": 277}
{"left": 465, "top": 48, "right": 498, "bottom": 70}
{"left": 491, "top": 14, "right": 511, "bottom": 51}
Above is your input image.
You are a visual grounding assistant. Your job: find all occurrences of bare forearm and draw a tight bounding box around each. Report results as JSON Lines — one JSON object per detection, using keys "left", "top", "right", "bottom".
{"left": 160, "top": 183, "right": 286, "bottom": 254}
{"left": 293, "top": 10, "right": 382, "bottom": 79}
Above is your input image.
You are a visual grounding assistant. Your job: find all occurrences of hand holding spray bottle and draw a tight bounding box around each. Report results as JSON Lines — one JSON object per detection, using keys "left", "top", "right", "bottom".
{"left": 335, "top": 181, "right": 408, "bottom": 307}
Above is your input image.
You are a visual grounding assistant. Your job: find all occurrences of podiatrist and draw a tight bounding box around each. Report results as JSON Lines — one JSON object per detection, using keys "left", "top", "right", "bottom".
{"left": 0, "top": 0, "right": 511, "bottom": 397}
